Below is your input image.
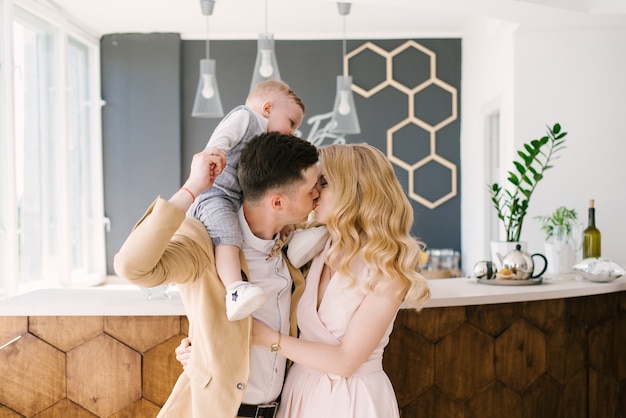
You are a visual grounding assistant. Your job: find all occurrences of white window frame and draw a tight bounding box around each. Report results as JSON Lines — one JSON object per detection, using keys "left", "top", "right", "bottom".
{"left": 0, "top": 0, "right": 105, "bottom": 299}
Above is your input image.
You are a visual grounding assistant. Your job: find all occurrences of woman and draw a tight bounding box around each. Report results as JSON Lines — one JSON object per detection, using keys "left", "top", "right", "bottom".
{"left": 252, "top": 143, "right": 431, "bottom": 418}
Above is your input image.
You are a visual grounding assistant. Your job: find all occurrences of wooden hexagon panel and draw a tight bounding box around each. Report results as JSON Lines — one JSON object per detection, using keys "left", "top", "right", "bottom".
{"left": 347, "top": 39, "right": 461, "bottom": 250}
{"left": 104, "top": 315, "right": 180, "bottom": 352}
{"left": 1, "top": 292, "right": 624, "bottom": 418}
{"left": 66, "top": 333, "right": 141, "bottom": 416}
{"left": 0, "top": 333, "right": 65, "bottom": 416}
{"left": 29, "top": 316, "right": 104, "bottom": 352}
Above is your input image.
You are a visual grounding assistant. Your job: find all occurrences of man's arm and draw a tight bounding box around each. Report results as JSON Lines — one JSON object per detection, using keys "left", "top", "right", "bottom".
{"left": 114, "top": 150, "right": 222, "bottom": 287}
{"left": 170, "top": 150, "right": 224, "bottom": 212}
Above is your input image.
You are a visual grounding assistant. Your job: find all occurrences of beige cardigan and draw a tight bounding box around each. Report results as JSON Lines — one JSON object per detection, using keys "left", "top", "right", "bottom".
{"left": 114, "top": 197, "right": 305, "bottom": 418}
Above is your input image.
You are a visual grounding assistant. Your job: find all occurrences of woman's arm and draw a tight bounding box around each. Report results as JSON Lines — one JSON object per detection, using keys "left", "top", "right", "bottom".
{"left": 253, "top": 280, "right": 404, "bottom": 378}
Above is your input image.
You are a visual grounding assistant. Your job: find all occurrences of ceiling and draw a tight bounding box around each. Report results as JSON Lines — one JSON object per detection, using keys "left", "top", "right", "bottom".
{"left": 48, "top": 0, "right": 626, "bottom": 40}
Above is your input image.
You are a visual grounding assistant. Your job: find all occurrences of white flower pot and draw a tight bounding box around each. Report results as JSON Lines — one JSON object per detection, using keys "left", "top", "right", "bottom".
{"left": 544, "top": 241, "right": 576, "bottom": 279}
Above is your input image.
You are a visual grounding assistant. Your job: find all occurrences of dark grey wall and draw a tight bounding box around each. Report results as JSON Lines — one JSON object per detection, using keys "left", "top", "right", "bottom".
{"left": 101, "top": 33, "right": 182, "bottom": 274}
{"left": 102, "top": 35, "right": 461, "bottom": 273}
{"left": 182, "top": 38, "right": 462, "bottom": 250}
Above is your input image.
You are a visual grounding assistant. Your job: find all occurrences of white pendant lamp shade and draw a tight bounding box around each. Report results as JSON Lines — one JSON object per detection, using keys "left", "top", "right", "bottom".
{"left": 250, "top": 33, "right": 281, "bottom": 92}
{"left": 192, "top": 58, "right": 224, "bottom": 118}
{"left": 192, "top": 0, "right": 224, "bottom": 118}
{"left": 329, "top": 2, "right": 360, "bottom": 134}
{"left": 329, "top": 75, "right": 360, "bottom": 134}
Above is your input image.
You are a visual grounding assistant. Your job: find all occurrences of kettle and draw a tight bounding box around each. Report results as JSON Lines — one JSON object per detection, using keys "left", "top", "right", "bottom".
{"left": 500, "top": 244, "right": 548, "bottom": 280}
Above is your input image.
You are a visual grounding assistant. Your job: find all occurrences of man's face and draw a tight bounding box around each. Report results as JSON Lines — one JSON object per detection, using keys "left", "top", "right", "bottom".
{"left": 282, "top": 164, "right": 321, "bottom": 224}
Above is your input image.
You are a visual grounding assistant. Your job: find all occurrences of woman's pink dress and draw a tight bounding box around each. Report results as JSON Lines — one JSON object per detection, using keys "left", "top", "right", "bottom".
{"left": 278, "top": 242, "right": 400, "bottom": 418}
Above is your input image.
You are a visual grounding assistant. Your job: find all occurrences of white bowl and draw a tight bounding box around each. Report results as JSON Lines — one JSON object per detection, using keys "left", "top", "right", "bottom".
{"left": 572, "top": 258, "right": 625, "bottom": 283}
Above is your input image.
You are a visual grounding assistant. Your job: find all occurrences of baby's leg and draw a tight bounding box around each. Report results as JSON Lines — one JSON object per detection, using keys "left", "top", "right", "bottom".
{"left": 189, "top": 191, "right": 265, "bottom": 320}
{"left": 215, "top": 245, "right": 243, "bottom": 287}
{"left": 217, "top": 245, "right": 265, "bottom": 321}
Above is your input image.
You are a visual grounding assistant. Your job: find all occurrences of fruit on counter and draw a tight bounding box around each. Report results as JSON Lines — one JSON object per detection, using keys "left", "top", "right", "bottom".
{"left": 497, "top": 267, "right": 515, "bottom": 280}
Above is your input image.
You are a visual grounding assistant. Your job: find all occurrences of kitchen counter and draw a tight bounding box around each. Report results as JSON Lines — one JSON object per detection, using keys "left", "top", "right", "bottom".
{"left": 1, "top": 276, "right": 625, "bottom": 315}
{"left": 408, "top": 274, "right": 626, "bottom": 308}
{"left": 2, "top": 278, "right": 624, "bottom": 417}
{"left": 0, "top": 285, "right": 184, "bottom": 316}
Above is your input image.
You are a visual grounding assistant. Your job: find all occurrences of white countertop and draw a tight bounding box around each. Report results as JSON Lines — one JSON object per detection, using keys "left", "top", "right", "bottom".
{"left": 1, "top": 276, "right": 625, "bottom": 316}
{"left": 0, "top": 285, "right": 185, "bottom": 316}
{"left": 405, "top": 275, "right": 626, "bottom": 309}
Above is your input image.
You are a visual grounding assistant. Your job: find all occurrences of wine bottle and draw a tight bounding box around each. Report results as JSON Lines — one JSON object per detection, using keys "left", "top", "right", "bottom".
{"left": 582, "top": 199, "right": 601, "bottom": 258}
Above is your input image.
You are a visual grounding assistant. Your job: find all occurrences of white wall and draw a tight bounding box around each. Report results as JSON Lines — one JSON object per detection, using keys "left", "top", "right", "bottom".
{"left": 461, "top": 17, "right": 517, "bottom": 274}
{"left": 513, "top": 27, "right": 626, "bottom": 266}
{"left": 461, "top": 23, "right": 626, "bottom": 274}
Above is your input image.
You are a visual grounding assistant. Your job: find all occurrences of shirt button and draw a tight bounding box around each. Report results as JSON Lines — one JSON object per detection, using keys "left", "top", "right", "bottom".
{"left": 236, "top": 382, "right": 245, "bottom": 390}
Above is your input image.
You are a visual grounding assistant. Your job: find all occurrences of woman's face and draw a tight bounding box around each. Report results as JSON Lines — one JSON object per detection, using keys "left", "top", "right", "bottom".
{"left": 312, "top": 173, "right": 334, "bottom": 224}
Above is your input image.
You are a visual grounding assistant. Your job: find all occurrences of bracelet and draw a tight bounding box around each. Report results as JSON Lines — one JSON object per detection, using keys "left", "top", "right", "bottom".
{"left": 181, "top": 187, "right": 195, "bottom": 202}
{"left": 270, "top": 331, "right": 281, "bottom": 352}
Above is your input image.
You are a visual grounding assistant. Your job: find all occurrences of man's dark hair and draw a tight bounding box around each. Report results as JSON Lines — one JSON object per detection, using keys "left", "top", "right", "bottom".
{"left": 239, "top": 132, "right": 318, "bottom": 202}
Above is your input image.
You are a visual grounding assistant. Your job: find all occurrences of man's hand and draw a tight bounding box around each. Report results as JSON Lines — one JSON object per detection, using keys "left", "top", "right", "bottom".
{"left": 185, "top": 149, "right": 225, "bottom": 193}
{"left": 170, "top": 150, "right": 225, "bottom": 212}
{"left": 251, "top": 319, "right": 276, "bottom": 350}
{"left": 175, "top": 337, "right": 192, "bottom": 368}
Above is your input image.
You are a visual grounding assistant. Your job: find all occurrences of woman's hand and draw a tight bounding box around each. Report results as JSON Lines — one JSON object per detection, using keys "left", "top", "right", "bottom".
{"left": 175, "top": 337, "right": 192, "bottom": 368}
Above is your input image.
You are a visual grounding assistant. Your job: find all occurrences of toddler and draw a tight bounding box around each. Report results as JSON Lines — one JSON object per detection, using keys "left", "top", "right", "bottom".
{"left": 188, "top": 80, "right": 307, "bottom": 320}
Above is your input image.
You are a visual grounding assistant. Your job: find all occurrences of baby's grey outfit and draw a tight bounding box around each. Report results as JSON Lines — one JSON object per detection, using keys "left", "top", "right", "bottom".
{"left": 187, "top": 106, "right": 265, "bottom": 247}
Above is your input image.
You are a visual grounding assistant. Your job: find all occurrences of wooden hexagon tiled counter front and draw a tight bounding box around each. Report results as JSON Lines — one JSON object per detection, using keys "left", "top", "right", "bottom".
{"left": 1, "top": 283, "right": 625, "bottom": 417}
{"left": 384, "top": 290, "right": 626, "bottom": 418}
{"left": 0, "top": 312, "right": 186, "bottom": 417}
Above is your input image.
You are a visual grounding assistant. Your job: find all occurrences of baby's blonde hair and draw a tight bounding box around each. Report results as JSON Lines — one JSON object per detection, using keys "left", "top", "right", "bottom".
{"left": 319, "top": 143, "right": 430, "bottom": 309}
{"left": 246, "top": 80, "right": 305, "bottom": 114}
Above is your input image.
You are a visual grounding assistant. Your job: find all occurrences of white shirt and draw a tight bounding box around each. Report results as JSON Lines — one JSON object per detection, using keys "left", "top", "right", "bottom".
{"left": 207, "top": 107, "right": 268, "bottom": 152}
{"left": 238, "top": 208, "right": 292, "bottom": 404}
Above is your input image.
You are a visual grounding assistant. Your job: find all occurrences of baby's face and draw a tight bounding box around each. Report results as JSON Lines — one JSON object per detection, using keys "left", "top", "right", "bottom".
{"left": 266, "top": 99, "right": 303, "bottom": 135}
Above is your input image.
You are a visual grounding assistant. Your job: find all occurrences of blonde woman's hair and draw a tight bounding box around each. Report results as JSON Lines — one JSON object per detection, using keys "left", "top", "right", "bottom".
{"left": 247, "top": 80, "right": 305, "bottom": 113}
{"left": 318, "top": 143, "right": 430, "bottom": 309}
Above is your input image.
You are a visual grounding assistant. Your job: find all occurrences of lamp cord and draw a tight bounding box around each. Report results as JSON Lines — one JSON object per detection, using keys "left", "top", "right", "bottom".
{"left": 205, "top": 14, "right": 210, "bottom": 60}
{"left": 342, "top": 14, "right": 347, "bottom": 77}
{"left": 264, "top": 0, "right": 269, "bottom": 34}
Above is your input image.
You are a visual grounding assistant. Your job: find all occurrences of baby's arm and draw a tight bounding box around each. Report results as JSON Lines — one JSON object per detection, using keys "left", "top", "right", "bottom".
{"left": 287, "top": 224, "right": 329, "bottom": 268}
{"left": 204, "top": 146, "right": 226, "bottom": 179}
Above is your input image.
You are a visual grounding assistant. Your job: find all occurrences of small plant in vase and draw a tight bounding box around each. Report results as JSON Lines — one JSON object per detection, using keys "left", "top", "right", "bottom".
{"left": 535, "top": 206, "right": 578, "bottom": 242}
{"left": 488, "top": 123, "right": 567, "bottom": 264}
{"left": 535, "top": 206, "right": 581, "bottom": 278}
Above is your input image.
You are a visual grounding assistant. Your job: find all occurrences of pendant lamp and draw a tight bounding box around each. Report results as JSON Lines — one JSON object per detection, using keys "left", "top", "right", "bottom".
{"left": 249, "top": 0, "right": 281, "bottom": 93}
{"left": 192, "top": 0, "right": 224, "bottom": 118}
{"left": 329, "top": 2, "right": 360, "bottom": 135}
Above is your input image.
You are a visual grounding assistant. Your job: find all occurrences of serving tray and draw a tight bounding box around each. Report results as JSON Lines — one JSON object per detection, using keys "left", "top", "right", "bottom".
{"left": 476, "top": 277, "right": 543, "bottom": 286}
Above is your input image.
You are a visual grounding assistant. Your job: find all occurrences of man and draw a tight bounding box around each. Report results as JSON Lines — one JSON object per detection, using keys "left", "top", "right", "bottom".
{"left": 114, "top": 132, "right": 320, "bottom": 417}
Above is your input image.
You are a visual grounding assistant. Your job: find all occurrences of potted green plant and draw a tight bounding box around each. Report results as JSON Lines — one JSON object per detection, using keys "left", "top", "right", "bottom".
{"left": 534, "top": 206, "right": 581, "bottom": 278}
{"left": 489, "top": 123, "right": 568, "bottom": 242}
{"left": 535, "top": 206, "right": 578, "bottom": 240}
{"left": 488, "top": 123, "right": 567, "bottom": 265}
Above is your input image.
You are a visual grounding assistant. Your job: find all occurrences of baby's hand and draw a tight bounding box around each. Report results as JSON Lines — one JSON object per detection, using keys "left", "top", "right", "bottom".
{"left": 205, "top": 147, "right": 227, "bottom": 179}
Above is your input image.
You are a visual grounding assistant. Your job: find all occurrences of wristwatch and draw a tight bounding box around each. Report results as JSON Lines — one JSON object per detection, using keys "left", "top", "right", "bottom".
{"left": 271, "top": 332, "right": 281, "bottom": 352}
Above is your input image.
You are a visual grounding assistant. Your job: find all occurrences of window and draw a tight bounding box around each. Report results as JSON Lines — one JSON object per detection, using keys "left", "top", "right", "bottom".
{"left": 487, "top": 110, "right": 500, "bottom": 243}
{"left": 0, "top": 1, "right": 104, "bottom": 299}
{"left": 0, "top": 0, "right": 11, "bottom": 299}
